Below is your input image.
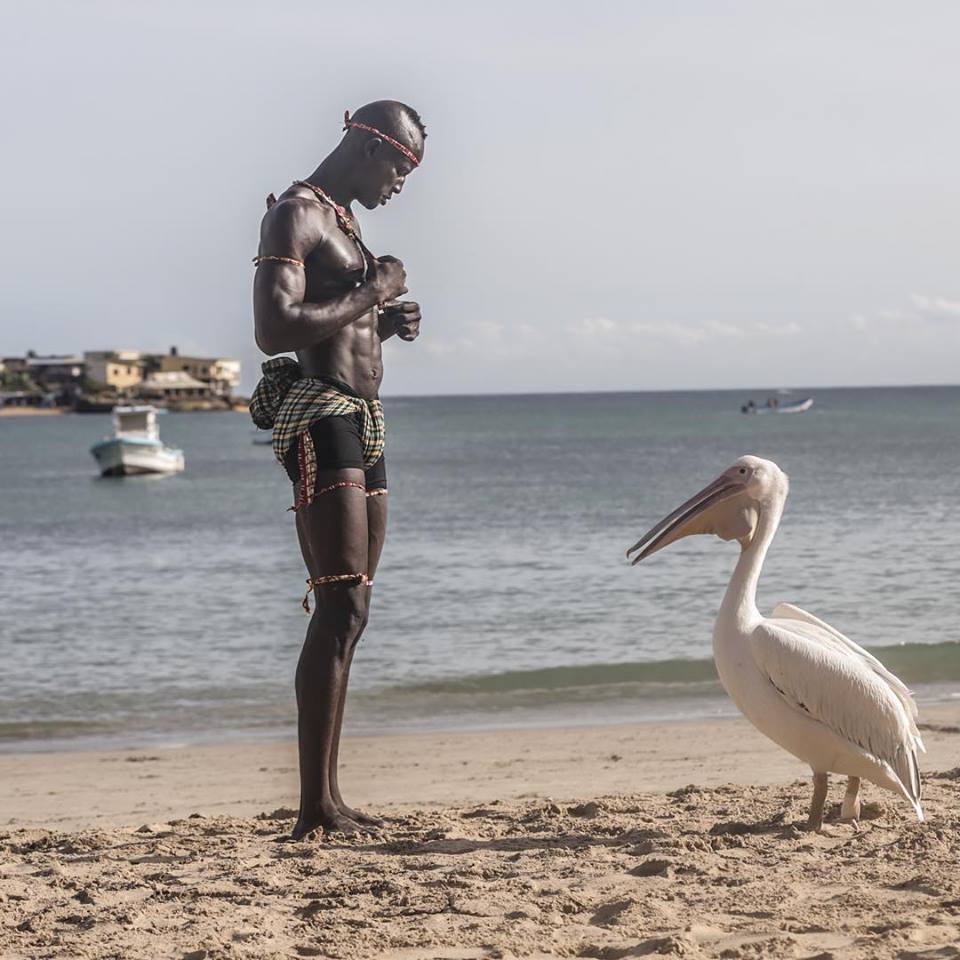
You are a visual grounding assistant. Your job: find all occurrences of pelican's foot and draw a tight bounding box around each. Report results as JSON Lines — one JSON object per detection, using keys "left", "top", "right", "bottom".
{"left": 840, "top": 776, "right": 861, "bottom": 825}
{"left": 804, "top": 772, "right": 829, "bottom": 832}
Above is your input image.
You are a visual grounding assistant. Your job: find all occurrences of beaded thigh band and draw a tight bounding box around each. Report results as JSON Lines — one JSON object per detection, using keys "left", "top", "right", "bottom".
{"left": 289, "top": 481, "right": 387, "bottom": 512}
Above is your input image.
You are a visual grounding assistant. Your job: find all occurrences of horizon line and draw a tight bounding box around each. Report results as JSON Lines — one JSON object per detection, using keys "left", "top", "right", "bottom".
{"left": 372, "top": 381, "right": 960, "bottom": 401}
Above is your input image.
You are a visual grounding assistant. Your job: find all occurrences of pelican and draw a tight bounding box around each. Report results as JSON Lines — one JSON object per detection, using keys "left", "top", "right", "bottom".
{"left": 627, "top": 455, "right": 923, "bottom": 830}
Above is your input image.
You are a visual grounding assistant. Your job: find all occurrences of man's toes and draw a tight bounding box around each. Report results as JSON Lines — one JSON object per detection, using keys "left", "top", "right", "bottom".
{"left": 291, "top": 808, "right": 363, "bottom": 840}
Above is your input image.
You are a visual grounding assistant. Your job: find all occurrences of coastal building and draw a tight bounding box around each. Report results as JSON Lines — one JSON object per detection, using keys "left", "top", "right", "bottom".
{"left": 136, "top": 370, "right": 212, "bottom": 402}
{"left": 1, "top": 356, "right": 43, "bottom": 406}
{"left": 0, "top": 389, "right": 43, "bottom": 408}
{"left": 84, "top": 351, "right": 144, "bottom": 391}
{"left": 0, "top": 347, "right": 241, "bottom": 408}
{"left": 156, "top": 347, "right": 240, "bottom": 398}
{"left": 24, "top": 354, "right": 85, "bottom": 402}
{"left": 1, "top": 357, "right": 28, "bottom": 377}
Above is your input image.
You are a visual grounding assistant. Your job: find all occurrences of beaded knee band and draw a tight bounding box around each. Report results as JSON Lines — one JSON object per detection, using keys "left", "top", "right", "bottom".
{"left": 302, "top": 574, "right": 372, "bottom": 612}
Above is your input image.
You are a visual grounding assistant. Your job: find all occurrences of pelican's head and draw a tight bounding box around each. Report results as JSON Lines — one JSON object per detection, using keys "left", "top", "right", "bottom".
{"left": 626, "top": 456, "right": 789, "bottom": 564}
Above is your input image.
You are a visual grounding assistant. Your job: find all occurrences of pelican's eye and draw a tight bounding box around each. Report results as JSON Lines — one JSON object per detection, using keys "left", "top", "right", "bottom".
{"left": 738, "top": 467, "right": 747, "bottom": 475}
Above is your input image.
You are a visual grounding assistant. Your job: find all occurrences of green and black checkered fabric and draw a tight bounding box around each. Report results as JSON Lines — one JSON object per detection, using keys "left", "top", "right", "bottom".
{"left": 250, "top": 357, "right": 385, "bottom": 470}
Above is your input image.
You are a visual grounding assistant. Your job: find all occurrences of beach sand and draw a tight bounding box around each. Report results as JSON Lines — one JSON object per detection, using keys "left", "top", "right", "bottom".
{"left": 2, "top": 706, "right": 959, "bottom": 959}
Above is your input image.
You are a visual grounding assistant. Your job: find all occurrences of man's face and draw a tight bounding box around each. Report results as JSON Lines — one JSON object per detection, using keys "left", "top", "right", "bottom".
{"left": 357, "top": 141, "right": 420, "bottom": 210}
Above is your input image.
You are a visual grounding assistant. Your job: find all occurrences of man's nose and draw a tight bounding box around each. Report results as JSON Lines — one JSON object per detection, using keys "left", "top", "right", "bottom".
{"left": 392, "top": 178, "right": 405, "bottom": 195}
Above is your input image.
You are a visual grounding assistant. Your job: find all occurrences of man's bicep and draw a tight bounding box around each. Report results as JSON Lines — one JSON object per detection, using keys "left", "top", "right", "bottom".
{"left": 253, "top": 200, "right": 320, "bottom": 315}
{"left": 254, "top": 261, "right": 308, "bottom": 354}
{"left": 254, "top": 259, "right": 307, "bottom": 311}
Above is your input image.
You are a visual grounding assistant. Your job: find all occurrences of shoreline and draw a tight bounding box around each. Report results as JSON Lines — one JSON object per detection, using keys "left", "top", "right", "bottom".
{"left": 0, "top": 405, "right": 249, "bottom": 418}
{"left": 0, "top": 406, "right": 67, "bottom": 417}
{"left": 3, "top": 706, "right": 958, "bottom": 833}
{"left": 3, "top": 678, "right": 957, "bottom": 759}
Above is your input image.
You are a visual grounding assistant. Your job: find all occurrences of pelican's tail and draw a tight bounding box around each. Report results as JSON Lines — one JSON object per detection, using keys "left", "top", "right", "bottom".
{"left": 886, "top": 744, "right": 924, "bottom": 822}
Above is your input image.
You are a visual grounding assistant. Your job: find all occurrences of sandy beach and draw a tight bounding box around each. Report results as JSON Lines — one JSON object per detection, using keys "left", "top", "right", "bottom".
{"left": 3, "top": 706, "right": 959, "bottom": 959}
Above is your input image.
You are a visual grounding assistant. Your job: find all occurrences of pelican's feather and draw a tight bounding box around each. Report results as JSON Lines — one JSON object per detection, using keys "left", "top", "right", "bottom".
{"left": 750, "top": 615, "right": 923, "bottom": 820}
{"left": 772, "top": 602, "right": 924, "bottom": 751}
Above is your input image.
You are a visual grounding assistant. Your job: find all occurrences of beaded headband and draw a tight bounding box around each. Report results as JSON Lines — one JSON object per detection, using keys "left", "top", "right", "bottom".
{"left": 343, "top": 110, "right": 421, "bottom": 168}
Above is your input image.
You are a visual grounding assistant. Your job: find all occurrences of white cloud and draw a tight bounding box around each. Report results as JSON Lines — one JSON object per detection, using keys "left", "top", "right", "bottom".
{"left": 569, "top": 316, "right": 801, "bottom": 346}
{"left": 910, "top": 294, "right": 960, "bottom": 320}
{"left": 752, "top": 320, "right": 803, "bottom": 337}
{"left": 630, "top": 321, "right": 708, "bottom": 344}
{"left": 853, "top": 293, "right": 960, "bottom": 333}
{"left": 573, "top": 316, "right": 620, "bottom": 337}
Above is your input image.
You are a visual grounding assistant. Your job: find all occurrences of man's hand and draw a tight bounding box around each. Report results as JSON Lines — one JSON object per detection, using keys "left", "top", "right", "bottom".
{"left": 381, "top": 300, "right": 422, "bottom": 342}
{"left": 369, "top": 255, "right": 408, "bottom": 303}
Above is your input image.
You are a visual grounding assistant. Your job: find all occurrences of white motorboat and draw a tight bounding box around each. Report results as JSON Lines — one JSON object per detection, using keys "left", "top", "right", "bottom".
{"left": 90, "top": 406, "right": 185, "bottom": 477}
{"left": 742, "top": 397, "right": 814, "bottom": 415}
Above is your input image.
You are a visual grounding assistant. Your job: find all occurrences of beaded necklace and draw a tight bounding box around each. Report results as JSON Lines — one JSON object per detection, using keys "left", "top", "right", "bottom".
{"left": 291, "top": 179, "right": 375, "bottom": 281}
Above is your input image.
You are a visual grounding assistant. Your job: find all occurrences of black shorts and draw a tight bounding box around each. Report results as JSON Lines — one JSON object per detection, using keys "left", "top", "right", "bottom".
{"left": 283, "top": 413, "right": 387, "bottom": 492}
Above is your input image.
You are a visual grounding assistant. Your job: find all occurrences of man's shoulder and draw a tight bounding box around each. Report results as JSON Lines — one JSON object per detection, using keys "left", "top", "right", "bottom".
{"left": 261, "top": 189, "right": 336, "bottom": 241}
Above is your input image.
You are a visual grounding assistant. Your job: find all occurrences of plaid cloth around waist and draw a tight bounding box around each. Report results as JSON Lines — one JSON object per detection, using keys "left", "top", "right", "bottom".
{"left": 250, "top": 357, "right": 385, "bottom": 480}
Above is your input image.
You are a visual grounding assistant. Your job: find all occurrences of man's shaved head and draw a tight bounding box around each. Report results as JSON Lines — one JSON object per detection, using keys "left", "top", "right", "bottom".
{"left": 343, "top": 100, "right": 426, "bottom": 163}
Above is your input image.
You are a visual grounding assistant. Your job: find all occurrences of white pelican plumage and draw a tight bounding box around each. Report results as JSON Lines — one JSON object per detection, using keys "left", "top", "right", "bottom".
{"left": 627, "top": 455, "right": 924, "bottom": 829}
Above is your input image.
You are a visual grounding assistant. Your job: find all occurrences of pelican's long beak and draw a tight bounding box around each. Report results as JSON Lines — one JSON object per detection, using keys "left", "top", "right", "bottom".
{"left": 626, "top": 473, "right": 750, "bottom": 564}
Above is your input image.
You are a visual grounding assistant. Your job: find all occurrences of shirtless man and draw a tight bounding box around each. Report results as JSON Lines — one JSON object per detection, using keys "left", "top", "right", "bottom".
{"left": 251, "top": 100, "right": 426, "bottom": 838}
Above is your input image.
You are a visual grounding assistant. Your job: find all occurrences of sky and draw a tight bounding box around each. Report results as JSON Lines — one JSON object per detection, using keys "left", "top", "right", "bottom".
{"left": 1, "top": 1, "right": 958, "bottom": 395}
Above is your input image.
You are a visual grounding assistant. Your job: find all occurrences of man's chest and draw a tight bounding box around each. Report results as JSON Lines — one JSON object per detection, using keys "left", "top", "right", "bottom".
{"left": 304, "top": 229, "right": 368, "bottom": 292}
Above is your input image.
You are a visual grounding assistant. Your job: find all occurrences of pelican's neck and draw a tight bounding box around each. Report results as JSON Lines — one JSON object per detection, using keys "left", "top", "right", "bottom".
{"left": 718, "top": 495, "right": 785, "bottom": 631}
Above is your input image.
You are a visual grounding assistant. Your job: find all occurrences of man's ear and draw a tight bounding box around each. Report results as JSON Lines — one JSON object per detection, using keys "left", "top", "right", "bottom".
{"left": 363, "top": 137, "right": 384, "bottom": 160}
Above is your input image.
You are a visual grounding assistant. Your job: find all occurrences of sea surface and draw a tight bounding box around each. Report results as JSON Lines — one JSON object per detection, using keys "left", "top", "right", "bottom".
{"left": 1, "top": 386, "right": 959, "bottom": 751}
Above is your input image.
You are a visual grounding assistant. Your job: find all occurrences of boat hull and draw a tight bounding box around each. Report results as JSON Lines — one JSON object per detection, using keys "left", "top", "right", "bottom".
{"left": 745, "top": 398, "right": 814, "bottom": 415}
{"left": 90, "top": 438, "right": 185, "bottom": 477}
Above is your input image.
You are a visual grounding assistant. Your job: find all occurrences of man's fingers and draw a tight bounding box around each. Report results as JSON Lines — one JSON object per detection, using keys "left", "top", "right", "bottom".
{"left": 396, "top": 319, "right": 420, "bottom": 337}
{"left": 401, "top": 301, "right": 420, "bottom": 313}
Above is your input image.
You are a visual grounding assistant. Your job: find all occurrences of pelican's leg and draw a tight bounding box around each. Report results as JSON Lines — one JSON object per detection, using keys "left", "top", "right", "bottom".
{"left": 840, "top": 776, "right": 861, "bottom": 830}
{"left": 805, "top": 773, "right": 829, "bottom": 831}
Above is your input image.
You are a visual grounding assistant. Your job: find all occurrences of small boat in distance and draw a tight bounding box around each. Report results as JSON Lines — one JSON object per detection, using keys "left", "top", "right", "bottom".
{"left": 90, "top": 405, "right": 185, "bottom": 477}
{"left": 742, "top": 396, "right": 814, "bottom": 415}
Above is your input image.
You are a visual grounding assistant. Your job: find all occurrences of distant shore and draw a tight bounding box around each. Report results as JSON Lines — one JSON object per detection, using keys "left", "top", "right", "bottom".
{"left": 0, "top": 403, "right": 248, "bottom": 417}
{"left": 0, "top": 406, "right": 67, "bottom": 417}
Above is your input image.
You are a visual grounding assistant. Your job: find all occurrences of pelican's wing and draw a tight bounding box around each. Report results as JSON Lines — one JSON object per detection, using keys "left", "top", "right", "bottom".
{"left": 750, "top": 615, "right": 923, "bottom": 819}
{"left": 772, "top": 602, "right": 924, "bottom": 750}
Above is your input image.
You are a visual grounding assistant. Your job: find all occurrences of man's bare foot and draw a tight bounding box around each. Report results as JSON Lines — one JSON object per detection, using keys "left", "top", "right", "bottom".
{"left": 291, "top": 804, "right": 361, "bottom": 840}
{"left": 339, "top": 804, "right": 385, "bottom": 829}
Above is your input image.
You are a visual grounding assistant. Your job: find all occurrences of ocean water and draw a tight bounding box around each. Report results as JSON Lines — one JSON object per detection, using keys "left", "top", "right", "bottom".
{"left": 1, "top": 386, "right": 959, "bottom": 751}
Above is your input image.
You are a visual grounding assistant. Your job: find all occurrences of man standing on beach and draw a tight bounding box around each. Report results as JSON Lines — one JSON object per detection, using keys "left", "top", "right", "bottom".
{"left": 250, "top": 101, "right": 425, "bottom": 838}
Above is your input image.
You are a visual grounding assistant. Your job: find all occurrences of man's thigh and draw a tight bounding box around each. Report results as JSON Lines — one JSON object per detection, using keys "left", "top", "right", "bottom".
{"left": 366, "top": 494, "right": 387, "bottom": 582}
{"left": 295, "top": 467, "right": 369, "bottom": 580}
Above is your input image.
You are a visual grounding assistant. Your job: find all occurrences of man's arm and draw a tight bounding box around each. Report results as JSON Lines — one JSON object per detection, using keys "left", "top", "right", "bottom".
{"left": 253, "top": 199, "right": 407, "bottom": 356}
